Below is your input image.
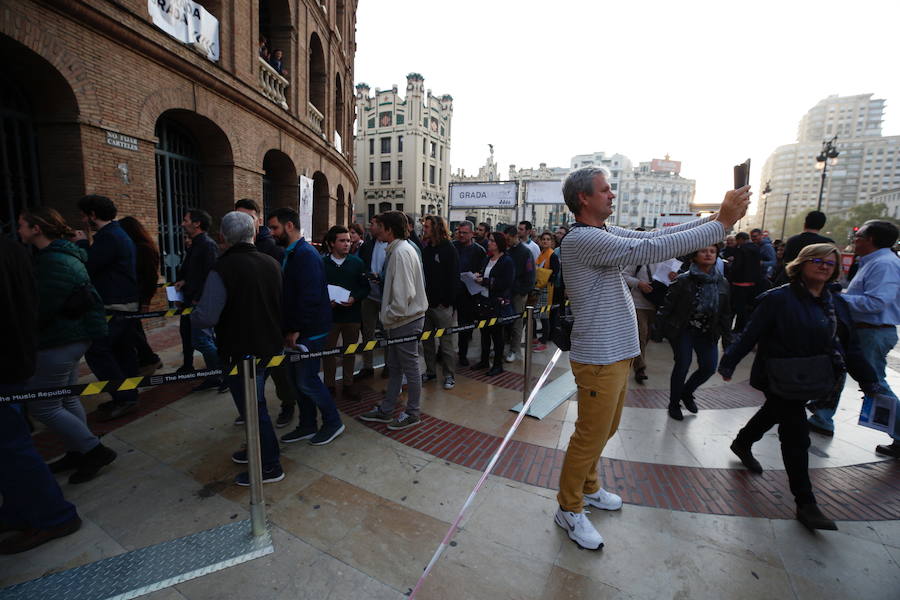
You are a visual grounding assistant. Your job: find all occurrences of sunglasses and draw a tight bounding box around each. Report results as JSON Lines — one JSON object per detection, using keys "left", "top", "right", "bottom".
{"left": 807, "top": 258, "right": 836, "bottom": 267}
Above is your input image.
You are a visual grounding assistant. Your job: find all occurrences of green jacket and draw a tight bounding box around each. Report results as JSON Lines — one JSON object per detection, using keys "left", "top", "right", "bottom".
{"left": 35, "top": 240, "right": 107, "bottom": 349}
{"left": 322, "top": 253, "right": 369, "bottom": 323}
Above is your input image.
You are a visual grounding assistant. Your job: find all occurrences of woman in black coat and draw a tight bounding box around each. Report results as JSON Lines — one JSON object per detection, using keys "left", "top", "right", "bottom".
{"left": 718, "top": 243, "right": 879, "bottom": 531}
{"left": 474, "top": 232, "right": 515, "bottom": 376}
{"left": 658, "top": 245, "right": 732, "bottom": 421}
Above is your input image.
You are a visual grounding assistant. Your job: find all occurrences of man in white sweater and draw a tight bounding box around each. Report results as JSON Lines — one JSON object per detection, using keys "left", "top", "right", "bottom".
{"left": 555, "top": 166, "right": 750, "bottom": 551}
{"left": 360, "top": 211, "right": 428, "bottom": 430}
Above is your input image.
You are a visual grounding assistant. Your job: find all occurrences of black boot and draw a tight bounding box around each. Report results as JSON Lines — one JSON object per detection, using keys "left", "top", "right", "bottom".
{"left": 667, "top": 402, "right": 684, "bottom": 421}
{"left": 730, "top": 439, "right": 763, "bottom": 474}
{"left": 797, "top": 503, "right": 837, "bottom": 531}
{"left": 48, "top": 451, "right": 83, "bottom": 474}
{"left": 69, "top": 443, "right": 117, "bottom": 484}
{"left": 681, "top": 391, "right": 698, "bottom": 414}
{"left": 486, "top": 361, "right": 504, "bottom": 377}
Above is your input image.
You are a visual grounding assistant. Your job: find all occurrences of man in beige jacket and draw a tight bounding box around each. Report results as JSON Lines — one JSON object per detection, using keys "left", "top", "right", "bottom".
{"left": 360, "top": 211, "right": 428, "bottom": 430}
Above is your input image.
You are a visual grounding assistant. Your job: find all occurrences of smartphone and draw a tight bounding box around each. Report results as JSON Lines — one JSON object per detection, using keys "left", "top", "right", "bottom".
{"left": 365, "top": 271, "right": 380, "bottom": 282}
{"left": 733, "top": 159, "right": 751, "bottom": 189}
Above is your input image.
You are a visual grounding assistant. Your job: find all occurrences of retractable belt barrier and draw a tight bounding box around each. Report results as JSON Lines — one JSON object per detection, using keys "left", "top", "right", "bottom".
{"left": 2, "top": 303, "right": 567, "bottom": 404}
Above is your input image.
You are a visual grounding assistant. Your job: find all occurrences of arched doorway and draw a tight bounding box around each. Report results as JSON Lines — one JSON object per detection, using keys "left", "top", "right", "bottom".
{"left": 312, "top": 171, "right": 330, "bottom": 241}
{"left": 308, "top": 33, "right": 326, "bottom": 115}
{"left": 1, "top": 36, "right": 83, "bottom": 236}
{"left": 336, "top": 184, "right": 345, "bottom": 226}
{"left": 262, "top": 150, "right": 297, "bottom": 217}
{"left": 154, "top": 110, "right": 233, "bottom": 282}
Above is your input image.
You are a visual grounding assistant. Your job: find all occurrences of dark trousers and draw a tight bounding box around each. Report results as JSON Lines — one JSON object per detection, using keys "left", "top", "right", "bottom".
{"left": 84, "top": 316, "right": 139, "bottom": 406}
{"left": 226, "top": 368, "right": 280, "bottom": 470}
{"left": 736, "top": 392, "right": 815, "bottom": 506}
{"left": 730, "top": 284, "right": 757, "bottom": 334}
{"left": 179, "top": 315, "right": 194, "bottom": 369}
{"left": 480, "top": 323, "right": 505, "bottom": 366}
{"left": 0, "top": 395, "right": 78, "bottom": 530}
{"left": 134, "top": 320, "right": 159, "bottom": 366}
{"left": 669, "top": 329, "right": 718, "bottom": 406}
{"left": 457, "top": 294, "right": 476, "bottom": 359}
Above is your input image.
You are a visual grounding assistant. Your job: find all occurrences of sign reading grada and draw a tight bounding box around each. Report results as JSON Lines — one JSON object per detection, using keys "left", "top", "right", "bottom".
{"left": 148, "top": 0, "right": 220, "bottom": 61}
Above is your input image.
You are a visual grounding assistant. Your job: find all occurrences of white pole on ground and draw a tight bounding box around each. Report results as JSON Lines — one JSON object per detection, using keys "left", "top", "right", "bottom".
{"left": 241, "top": 356, "right": 267, "bottom": 537}
{"left": 408, "top": 347, "right": 564, "bottom": 599}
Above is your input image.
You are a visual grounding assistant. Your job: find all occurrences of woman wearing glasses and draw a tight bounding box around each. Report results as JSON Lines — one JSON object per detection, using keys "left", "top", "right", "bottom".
{"left": 718, "top": 243, "right": 879, "bottom": 531}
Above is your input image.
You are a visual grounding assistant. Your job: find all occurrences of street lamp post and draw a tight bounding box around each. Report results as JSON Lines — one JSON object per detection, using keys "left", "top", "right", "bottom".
{"left": 815, "top": 135, "right": 839, "bottom": 212}
{"left": 759, "top": 180, "right": 772, "bottom": 232}
{"left": 780, "top": 192, "right": 791, "bottom": 240}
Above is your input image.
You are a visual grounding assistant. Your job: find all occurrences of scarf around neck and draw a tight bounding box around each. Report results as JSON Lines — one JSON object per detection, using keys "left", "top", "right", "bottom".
{"left": 689, "top": 263, "right": 722, "bottom": 315}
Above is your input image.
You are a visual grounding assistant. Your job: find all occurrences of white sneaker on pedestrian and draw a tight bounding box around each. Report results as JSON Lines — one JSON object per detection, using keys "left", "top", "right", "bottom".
{"left": 504, "top": 351, "right": 516, "bottom": 363}
{"left": 443, "top": 376, "right": 455, "bottom": 390}
{"left": 584, "top": 488, "right": 623, "bottom": 511}
{"left": 554, "top": 508, "right": 604, "bottom": 550}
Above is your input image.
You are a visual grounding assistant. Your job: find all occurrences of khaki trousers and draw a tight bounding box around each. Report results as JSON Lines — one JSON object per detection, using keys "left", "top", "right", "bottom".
{"left": 633, "top": 308, "right": 655, "bottom": 373}
{"left": 557, "top": 358, "right": 631, "bottom": 513}
{"left": 323, "top": 322, "right": 361, "bottom": 388}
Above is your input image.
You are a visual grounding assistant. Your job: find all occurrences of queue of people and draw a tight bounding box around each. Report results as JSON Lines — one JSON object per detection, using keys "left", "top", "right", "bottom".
{"left": 2, "top": 184, "right": 899, "bottom": 557}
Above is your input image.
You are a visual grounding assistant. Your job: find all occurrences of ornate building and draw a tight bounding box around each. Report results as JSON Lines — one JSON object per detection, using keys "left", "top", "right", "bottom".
{"left": 2, "top": 0, "right": 357, "bottom": 281}
{"left": 353, "top": 73, "right": 452, "bottom": 223}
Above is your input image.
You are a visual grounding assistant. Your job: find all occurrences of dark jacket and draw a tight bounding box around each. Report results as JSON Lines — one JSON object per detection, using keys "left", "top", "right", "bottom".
{"left": 783, "top": 231, "right": 835, "bottom": 264}
{"left": 34, "top": 240, "right": 107, "bottom": 349}
{"left": 181, "top": 231, "right": 219, "bottom": 304}
{"left": 134, "top": 242, "right": 160, "bottom": 306}
{"left": 283, "top": 238, "right": 332, "bottom": 338}
{"left": 256, "top": 225, "right": 284, "bottom": 263}
{"left": 728, "top": 242, "right": 762, "bottom": 285}
{"left": 719, "top": 283, "right": 877, "bottom": 393}
{"left": 323, "top": 253, "right": 369, "bottom": 323}
{"left": 0, "top": 238, "right": 37, "bottom": 383}
{"left": 212, "top": 243, "right": 283, "bottom": 360}
{"left": 423, "top": 240, "right": 460, "bottom": 307}
{"left": 507, "top": 242, "right": 535, "bottom": 296}
{"left": 81, "top": 220, "right": 138, "bottom": 306}
{"left": 454, "top": 240, "right": 487, "bottom": 274}
{"left": 480, "top": 254, "right": 515, "bottom": 303}
{"left": 657, "top": 269, "right": 732, "bottom": 343}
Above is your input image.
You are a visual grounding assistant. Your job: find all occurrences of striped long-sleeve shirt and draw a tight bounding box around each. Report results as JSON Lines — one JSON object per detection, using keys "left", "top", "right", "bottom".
{"left": 561, "top": 216, "right": 726, "bottom": 365}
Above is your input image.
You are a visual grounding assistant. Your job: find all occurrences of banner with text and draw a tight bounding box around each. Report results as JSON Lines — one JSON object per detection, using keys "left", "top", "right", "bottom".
{"left": 524, "top": 180, "right": 564, "bottom": 205}
{"left": 658, "top": 213, "right": 699, "bottom": 228}
{"left": 148, "top": 0, "right": 220, "bottom": 61}
{"left": 449, "top": 182, "right": 518, "bottom": 209}
{"left": 298, "top": 175, "right": 314, "bottom": 239}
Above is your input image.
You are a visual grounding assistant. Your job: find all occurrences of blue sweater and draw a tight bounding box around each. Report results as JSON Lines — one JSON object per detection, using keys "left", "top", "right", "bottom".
{"left": 80, "top": 221, "right": 138, "bottom": 306}
{"left": 282, "top": 238, "right": 332, "bottom": 338}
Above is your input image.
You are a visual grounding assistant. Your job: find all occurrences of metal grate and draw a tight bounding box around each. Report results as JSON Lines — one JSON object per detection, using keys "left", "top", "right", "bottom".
{"left": 0, "top": 77, "right": 40, "bottom": 239}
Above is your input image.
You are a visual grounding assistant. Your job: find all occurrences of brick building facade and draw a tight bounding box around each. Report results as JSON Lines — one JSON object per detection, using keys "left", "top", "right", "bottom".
{"left": 1, "top": 0, "right": 357, "bottom": 282}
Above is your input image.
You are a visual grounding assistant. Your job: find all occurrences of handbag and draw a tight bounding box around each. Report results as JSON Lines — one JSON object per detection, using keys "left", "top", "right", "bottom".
{"left": 473, "top": 295, "right": 497, "bottom": 320}
{"left": 535, "top": 266, "right": 553, "bottom": 289}
{"left": 765, "top": 355, "right": 835, "bottom": 400}
{"left": 638, "top": 266, "right": 668, "bottom": 308}
{"left": 550, "top": 303, "right": 574, "bottom": 351}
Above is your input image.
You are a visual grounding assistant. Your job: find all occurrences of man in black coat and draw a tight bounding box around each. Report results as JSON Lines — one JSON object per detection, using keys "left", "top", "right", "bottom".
{"left": 728, "top": 231, "right": 764, "bottom": 334}
{"left": 453, "top": 221, "right": 486, "bottom": 366}
{"left": 421, "top": 215, "right": 460, "bottom": 389}
{"left": 503, "top": 226, "right": 535, "bottom": 362}
{"left": 0, "top": 237, "right": 82, "bottom": 553}
{"left": 234, "top": 198, "right": 284, "bottom": 263}
{"left": 176, "top": 208, "right": 222, "bottom": 390}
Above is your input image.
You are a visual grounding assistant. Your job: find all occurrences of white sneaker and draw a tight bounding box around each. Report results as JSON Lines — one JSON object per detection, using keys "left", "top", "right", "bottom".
{"left": 554, "top": 508, "right": 604, "bottom": 550}
{"left": 504, "top": 351, "right": 516, "bottom": 363}
{"left": 584, "top": 488, "right": 623, "bottom": 511}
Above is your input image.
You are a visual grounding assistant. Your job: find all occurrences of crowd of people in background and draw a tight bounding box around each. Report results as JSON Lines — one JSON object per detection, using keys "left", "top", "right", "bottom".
{"left": 2, "top": 181, "right": 899, "bottom": 554}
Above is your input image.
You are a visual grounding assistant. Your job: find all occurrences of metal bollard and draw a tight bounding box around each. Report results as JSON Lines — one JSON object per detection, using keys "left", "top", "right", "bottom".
{"left": 523, "top": 306, "right": 535, "bottom": 406}
{"left": 240, "top": 356, "right": 267, "bottom": 537}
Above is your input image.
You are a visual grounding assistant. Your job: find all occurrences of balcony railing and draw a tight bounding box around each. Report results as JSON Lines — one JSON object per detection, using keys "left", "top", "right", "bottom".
{"left": 258, "top": 57, "right": 289, "bottom": 109}
{"left": 307, "top": 102, "right": 324, "bottom": 136}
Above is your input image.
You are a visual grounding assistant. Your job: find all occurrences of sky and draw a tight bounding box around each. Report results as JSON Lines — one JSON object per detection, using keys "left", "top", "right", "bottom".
{"left": 353, "top": 0, "right": 900, "bottom": 216}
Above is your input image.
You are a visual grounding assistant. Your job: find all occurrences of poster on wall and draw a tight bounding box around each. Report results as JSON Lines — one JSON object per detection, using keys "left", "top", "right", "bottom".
{"left": 148, "top": 0, "right": 220, "bottom": 61}
{"left": 449, "top": 182, "right": 517, "bottom": 209}
{"left": 299, "top": 175, "right": 314, "bottom": 239}
{"left": 658, "top": 213, "right": 698, "bottom": 228}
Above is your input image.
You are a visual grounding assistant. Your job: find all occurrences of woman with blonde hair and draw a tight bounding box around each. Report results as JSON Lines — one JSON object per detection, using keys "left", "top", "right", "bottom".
{"left": 718, "top": 243, "right": 879, "bottom": 531}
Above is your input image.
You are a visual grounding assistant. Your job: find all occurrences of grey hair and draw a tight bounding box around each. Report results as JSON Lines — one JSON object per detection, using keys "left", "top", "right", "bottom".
{"left": 221, "top": 211, "right": 256, "bottom": 246}
{"left": 562, "top": 166, "right": 611, "bottom": 215}
{"left": 457, "top": 220, "right": 474, "bottom": 231}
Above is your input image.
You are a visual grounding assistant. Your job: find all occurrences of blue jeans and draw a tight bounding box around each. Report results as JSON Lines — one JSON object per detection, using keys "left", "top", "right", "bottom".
{"left": 0, "top": 385, "right": 78, "bottom": 530}
{"left": 226, "top": 367, "right": 280, "bottom": 470}
{"left": 191, "top": 326, "right": 220, "bottom": 371}
{"left": 859, "top": 327, "right": 900, "bottom": 441}
{"left": 292, "top": 336, "right": 342, "bottom": 431}
{"left": 84, "top": 316, "right": 139, "bottom": 405}
{"left": 25, "top": 340, "right": 99, "bottom": 454}
{"left": 669, "top": 329, "right": 719, "bottom": 406}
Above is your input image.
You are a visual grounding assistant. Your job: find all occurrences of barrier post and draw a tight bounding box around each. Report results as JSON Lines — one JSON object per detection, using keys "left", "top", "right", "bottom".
{"left": 240, "top": 356, "right": 267, "bottom": 537}
{"left": 523, "top": 306, "right": 535, "bottom": 405}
